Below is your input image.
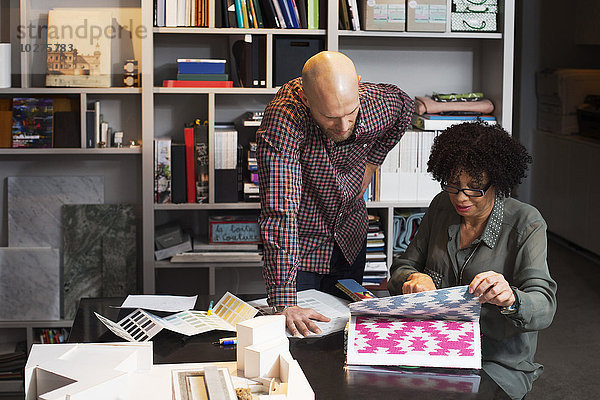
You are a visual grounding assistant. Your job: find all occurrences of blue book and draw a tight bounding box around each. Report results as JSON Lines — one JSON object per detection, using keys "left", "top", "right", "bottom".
{"left": 285, "top": 0, "right": 300, "bottom": 28}
{"left": 277, "top": 0, "right": 295, "bottom": 28}
{"left": 177, "top": 59, "right": 227, "bottom": 74}
{"left": 424, "top": 113, "right": 496, "bottom": 121}
{"left": 336, "top": 279, "right": 376, "bottom": 301}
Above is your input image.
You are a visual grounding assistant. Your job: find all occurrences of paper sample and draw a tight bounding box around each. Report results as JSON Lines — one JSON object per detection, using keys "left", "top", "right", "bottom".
{"left": 120, "top": 295, "right": 198, "bottom": 312}
{"left": 96, "top": 292, "right": 259, "bottom": 342}
{"left": 346, "top": 286, "right": 482, "bottom": 369}
{"left": 248, "top": 289, "right": 350, "bottom": 338}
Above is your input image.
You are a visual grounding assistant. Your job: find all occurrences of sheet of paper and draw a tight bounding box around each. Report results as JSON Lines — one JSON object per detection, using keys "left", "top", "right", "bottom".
{"left": 95, "top": 309, "right": 163, "bottom": 342}
{"left": 120, "top": 295, "right": 198, "bottom": 312}
{"left": 248, "top": 289, "right": 350, "bottom": 338}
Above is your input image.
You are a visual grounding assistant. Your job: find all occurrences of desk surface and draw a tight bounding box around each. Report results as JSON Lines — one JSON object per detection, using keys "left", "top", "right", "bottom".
{"left": 69, "top": 297, "right": 491, "bottom": 399}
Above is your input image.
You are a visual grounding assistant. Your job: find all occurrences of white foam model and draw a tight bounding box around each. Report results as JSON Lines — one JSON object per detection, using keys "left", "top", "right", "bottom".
{"left": 244, "top": 337, "right": 290, "bottom": 378}
{"left": 236, "top": 315, "right": 314, "bottom": 399}
{"left": 236, "top": 315, "right": 286, "bottom": 370}
{"left": 25, "top": 342, "right": 152, "bottom": 400}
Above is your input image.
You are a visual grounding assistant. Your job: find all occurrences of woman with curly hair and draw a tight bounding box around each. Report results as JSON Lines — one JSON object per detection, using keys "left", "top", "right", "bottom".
{"left": 388, "top": 122, "right": 557, "bottom": 400}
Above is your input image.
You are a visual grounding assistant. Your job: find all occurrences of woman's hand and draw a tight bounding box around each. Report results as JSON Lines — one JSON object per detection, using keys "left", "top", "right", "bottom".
{"left": 402, "top": 272, "right": 436, "bottom": 294}
{"left": 469, "top": 271, "right": 515, "bottom": 307}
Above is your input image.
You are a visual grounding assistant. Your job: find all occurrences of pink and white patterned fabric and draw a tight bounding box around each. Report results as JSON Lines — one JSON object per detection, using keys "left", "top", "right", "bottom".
{"left": 347, "top": 286, "right": 482, "bottom": 369}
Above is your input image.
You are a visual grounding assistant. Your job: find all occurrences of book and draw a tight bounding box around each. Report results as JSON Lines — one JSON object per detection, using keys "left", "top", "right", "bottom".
{"left": 259, "top": 0, "right": 281, "bottom": 28}
{"left": 177, "top": 59, "right": 227, "bottom": 74}
{"left": 225, "top": 0, "right": 238, "bottom": 27}
{"left": 336, "top": 279, "right": 376, "bottom": 301}
{"left": 166, "top": 0, "right": 178, "bottom": 26}
{"left": 271, "top": 0, "right": 287, "bottom": 28}
{"left": 234, "top": 0, "right": 245, "bottom": 27}
{"left": 0, "top": 109, "right": 11, "bottom": 148}
{"left": 347, "top": 286, "right": 482, "bottom": 369}
{"left": 194, "top": 122, "right": 209, "bottom": 203}
{"left": 154, "top": 138, "right": 172, "bottom": 203}
{"left": 162, "top": 80, "right": 234, "bottom": 88}
{"left": 46, "top": 9, "right": 112, "bottom": 88}
{"left": 251, "top": 0, "right": 265, "bottom": 28}
{"left": 412, "top": 113, "right": 496, "bottom": 131}
{"left": 177, "top": 73, "right": 230, "bottom": 81}
{"left": 170, "top": 251, "right": 263, "bottom": 263}
{"left": 155, "top": 234, "right": 192, "bottom": 260}
{"left": 11, "top": 98, "right": 53, "bottom": 148}
{"left": 171, "top": 143, "right": 187, "bottom": 203}
{"left": 296, "top": 0, "right": 308, "bottom": 28}
{"left": 184, "top": 126, "right": 196, "bottom": 203}
{"left": 339, "top": 0, "right": 350, "bottom": 30}
{"left": 53, "top": 111, "right": 80, "bottom": 148}
{"left": 307, "top": 0, "right": 318, "bottom": 29}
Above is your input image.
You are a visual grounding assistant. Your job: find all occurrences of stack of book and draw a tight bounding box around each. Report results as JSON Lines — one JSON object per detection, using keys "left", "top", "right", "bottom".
{"left": 38, "top": 328, "right": 69, "bottom": 344}
{"left": 363, "top": 214, "right": 387, "bottom": 288}
{"left": 244, "top": 141, "right": 259, "bottom": 202}
{"left": 155, "top": 0, "right": 209, "bottom": 27}
{"left": 0, "top": 342, "right": 26, "bottom": 385}
{"left": 163, "top": 59, "right": 233, "bottom": 88}
{"left": 154, "top": 224, "right": 193, "bottom": 261}
{"left": 412, "top": 113, "right": 496, "bottom": 131}
{"left": 242, "top": 111, "right": 264, "bottom": 127}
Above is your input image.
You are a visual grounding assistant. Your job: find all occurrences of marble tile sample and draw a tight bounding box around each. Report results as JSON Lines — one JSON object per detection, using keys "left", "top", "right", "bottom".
{"left": 7, "top": 176, "right": 104, "bottom": 248}
{"left": 63, "top": 204, "right": 137, "bottom": 319}
{"left": 0, "top": 248, "right": 60, "bottom": 320}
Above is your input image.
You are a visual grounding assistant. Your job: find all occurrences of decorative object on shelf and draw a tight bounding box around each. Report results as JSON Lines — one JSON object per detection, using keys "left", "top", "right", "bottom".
{"left": 209, "top": 216, "right": 261, "bottom": 244}
{"left": 361, "top": 0, "right": 406, "bottom": 31}
{"left": 123, "top": 59, "right": 139, "bottom": 87}
{"left": 0, "top": 43, "right": 10, "bottom": 88}
{"left": 406, "top": 0, "right": 447, "bottom": 32}
{"left": 62, "top": 204, "right": 137, "bottom": 319}
{"left": 11, "top": 98, "right": 53, "bottom": 148}
{"left": 129, "top": 140, "right": 140, "bottom": 148}
{"left": 114, "top": 131, "right": 124, "bottom": 148}
{"left": 154, "top": 223, "right": 192, "bottom": 261}
{"left": 45, "top": 9, "right": 112, "bottom": 88}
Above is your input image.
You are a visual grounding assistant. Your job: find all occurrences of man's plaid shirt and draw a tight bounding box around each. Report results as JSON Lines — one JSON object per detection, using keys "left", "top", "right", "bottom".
{"left": 257, "top": 78, "right": 414, "bottom": 307}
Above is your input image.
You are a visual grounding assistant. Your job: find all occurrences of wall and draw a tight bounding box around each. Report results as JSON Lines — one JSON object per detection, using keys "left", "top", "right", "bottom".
{"left": 515, "top": 0, "right": 600, "bottom": 204}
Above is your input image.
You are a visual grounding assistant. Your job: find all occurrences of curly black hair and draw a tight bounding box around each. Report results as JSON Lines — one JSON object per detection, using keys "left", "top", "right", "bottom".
{"left": 427, "top": 121, "right": 532, "bottom": 197}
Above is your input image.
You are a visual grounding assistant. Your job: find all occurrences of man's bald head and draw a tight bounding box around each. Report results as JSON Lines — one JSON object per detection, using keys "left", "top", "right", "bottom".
{"left": 301, "top": 51, "right": 359, "bottom": 101}
{"left": 300, "top": 51, "right": 360, "bottom": 143}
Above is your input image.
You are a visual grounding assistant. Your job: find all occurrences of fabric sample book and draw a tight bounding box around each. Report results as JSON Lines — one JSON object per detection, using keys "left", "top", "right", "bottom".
{"left": 347, "top": 286, "right": 482, "bottom": 369}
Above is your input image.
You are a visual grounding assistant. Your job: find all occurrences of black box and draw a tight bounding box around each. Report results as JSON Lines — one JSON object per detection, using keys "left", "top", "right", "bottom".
{"left": 215, "top": 169, "right": 239, "bottom": 203}
{"left": 273, "top": 36, "right": 324, "bottom": 87}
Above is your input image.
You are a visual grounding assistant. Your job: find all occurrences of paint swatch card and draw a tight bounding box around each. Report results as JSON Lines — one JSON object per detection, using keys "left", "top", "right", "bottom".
{"left": 96, "top": 292, "right": 259, "bottom": 341}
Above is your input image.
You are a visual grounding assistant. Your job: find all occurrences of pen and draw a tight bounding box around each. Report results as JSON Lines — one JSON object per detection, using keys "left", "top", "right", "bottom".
{"left": 212, "top": 337, "right": 237, "bottom": 345}
{"left": 207, "top": 300, "right": 213, "bottom": 316}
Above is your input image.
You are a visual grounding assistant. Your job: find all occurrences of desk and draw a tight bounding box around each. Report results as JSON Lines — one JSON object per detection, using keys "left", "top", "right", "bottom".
{"left": 69, "top": 298, "right": 497, "bottom": 399}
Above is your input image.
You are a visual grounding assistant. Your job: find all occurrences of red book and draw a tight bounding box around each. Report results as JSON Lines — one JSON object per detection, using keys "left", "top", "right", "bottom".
{"left": 163, "top": 80, "right": 234, "bottom": 88}
{"left": 184, "top": 127, "right": 196, "bottom": 203}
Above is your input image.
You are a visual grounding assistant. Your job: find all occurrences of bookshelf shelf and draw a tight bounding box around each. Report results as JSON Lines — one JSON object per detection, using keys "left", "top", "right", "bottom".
{"left": 154, "top": 87, "right": 279, "bottom": 94}
{"left": 154, "top": 202, "right": 260, "bottom": 210}
{"left": 338, "top": 30, "right": 503, "bottom": 39}
{"left": 0, "top": 320, "right": 73, "bottom": 329}
{"left": 0, "top": 88, "right": 142, "bottom": 95}
{"left": 0, "top": 148, "right": 142, "bottom": 155}
{"left": 154, "top": 27, "right": 327, "bottom": 35}
{"left": 155, "top": 261, "right": 263, "bottom": 268}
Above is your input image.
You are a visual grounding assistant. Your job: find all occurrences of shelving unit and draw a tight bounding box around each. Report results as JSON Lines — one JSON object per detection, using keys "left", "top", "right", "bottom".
{"left": 141, "top": 0, "right": 515, "bottom": 295}
{"left": 1, "top": 0, "right": 516, "bottom": 306}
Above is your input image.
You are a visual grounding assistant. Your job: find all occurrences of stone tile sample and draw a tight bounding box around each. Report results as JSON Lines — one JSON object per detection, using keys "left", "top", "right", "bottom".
{"left": 0, "top": 248, "right": 60, "bottom": 320}
{"left": 7, "top": 176, "right": 104, "bottom": 248}
{"left": 62, "top": 204, "right": 137, "bottom": 319}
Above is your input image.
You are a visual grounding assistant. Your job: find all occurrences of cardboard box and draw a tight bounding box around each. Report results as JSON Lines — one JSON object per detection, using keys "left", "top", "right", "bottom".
{"left": 536, "top": 69, "right": 600, "bottom": 115}
{"left": 451, "top": 12, "right": 497, "bottom": 32}
{"left": 406, "top": 0, "right": 447, "bottom": 32}
{"left": 360, "top": 0, "right": 405, "bottom": 31}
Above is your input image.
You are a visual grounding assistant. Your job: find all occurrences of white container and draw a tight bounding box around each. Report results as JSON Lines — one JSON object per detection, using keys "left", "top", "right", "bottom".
{"left": 0, "top": 44, "right": 11, "bottom": 88}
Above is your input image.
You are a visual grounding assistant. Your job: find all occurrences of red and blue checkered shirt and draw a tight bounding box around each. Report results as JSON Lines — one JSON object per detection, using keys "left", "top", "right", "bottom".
{"left": 257, "top": 78, "right": 414, "bottom": 307}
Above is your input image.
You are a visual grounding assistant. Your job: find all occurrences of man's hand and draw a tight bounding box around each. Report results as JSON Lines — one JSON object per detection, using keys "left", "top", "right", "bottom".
{"left": 469, "top": 271, "right": 515, "bottom": 307}
{"left": 402, "top": 272, "right": 436, "bottom": 294}
{"left": 278, "top": 306, "right": 331, "bottom": 337}
{"left": 358, "top": 162, "right": 379, "bottom": 199}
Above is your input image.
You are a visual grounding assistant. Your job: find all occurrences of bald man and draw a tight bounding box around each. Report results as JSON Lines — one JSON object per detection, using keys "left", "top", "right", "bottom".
{"left": 257, "top": 51, "right": 414, "bottom": 336}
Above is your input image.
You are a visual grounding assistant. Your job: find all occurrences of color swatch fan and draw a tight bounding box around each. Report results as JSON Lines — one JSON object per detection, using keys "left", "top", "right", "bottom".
{"left": 346, "top": 286, "right": 482, "bottom": 369}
